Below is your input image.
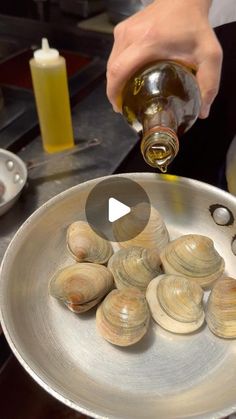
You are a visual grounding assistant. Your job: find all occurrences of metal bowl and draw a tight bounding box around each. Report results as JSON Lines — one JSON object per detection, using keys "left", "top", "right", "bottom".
{"left": 0, "top": 148, "right": 27, "bottom": 216}
{"left": 1, "top": 173, "right": 236, "bottom": 419}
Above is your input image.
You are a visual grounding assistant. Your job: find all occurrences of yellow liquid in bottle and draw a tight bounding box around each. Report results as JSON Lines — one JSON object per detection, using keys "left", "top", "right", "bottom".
{"left": 146, "top": 147, "right": 169, "bottom": 172}
{"left": 30, "top": 57, "right": 74, "bottom": 153}
{"left": 121, "top": 61, "right": 201, "bottom": 171}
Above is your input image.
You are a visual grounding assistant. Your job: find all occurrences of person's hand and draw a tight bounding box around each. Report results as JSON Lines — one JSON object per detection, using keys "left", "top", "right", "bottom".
{"left": 106, "top": 0, "right": 223, "bottom": 118}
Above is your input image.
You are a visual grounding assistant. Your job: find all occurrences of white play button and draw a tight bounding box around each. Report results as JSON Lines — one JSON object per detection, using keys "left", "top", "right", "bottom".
{"left": 108, "top": 197, "right": 131, "bottom": 223}
{"left": 85, "top": 176, "right": 151, "bottom": 242}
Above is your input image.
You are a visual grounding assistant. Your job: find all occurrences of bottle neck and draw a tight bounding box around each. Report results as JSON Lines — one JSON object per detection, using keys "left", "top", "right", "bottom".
{"left": 141, "top": 126, "right": 179, "bottom": 173}
{"left": 142, "top": 102, "right": 178, "bottom": 134}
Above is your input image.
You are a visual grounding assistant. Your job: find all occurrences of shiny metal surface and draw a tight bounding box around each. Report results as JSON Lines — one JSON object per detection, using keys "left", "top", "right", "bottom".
{"left": 0, "top": 149, "right": 27, "bottom": 216}
{"left": 1, "top": 173, "right": 236, "bottom": 419}
{"left": 107, "top": 0, "right": 143, "bottom": 23}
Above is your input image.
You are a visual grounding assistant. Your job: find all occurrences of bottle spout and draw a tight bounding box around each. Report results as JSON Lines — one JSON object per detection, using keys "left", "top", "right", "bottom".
{"left": 42, "top": 38, "right": 50, "bottom": 51}
{"left": 141, "top": 126, "right": 179, "bottom": 172}
{"left": 146, "top": 144, "right": 172, "bottom": 173}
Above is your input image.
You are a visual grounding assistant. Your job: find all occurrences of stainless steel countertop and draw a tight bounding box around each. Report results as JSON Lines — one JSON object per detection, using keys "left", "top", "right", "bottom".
{"left": 0, "top": 81, "right": 138, "bottom": 263}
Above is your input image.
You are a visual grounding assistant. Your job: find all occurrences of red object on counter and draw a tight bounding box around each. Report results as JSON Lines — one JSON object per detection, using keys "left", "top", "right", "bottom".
{"left": 0, "top": 49, "right": 91, "bottom": 90}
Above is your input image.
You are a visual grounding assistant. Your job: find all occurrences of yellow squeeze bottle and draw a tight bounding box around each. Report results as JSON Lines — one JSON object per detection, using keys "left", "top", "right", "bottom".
{"left": 30, "top": 38, "right": 74, "bottom": 153}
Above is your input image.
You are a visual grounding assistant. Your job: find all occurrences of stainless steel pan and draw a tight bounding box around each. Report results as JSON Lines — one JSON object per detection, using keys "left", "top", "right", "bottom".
{"left": 1, "top": 173, "right": 236, "bottom": 419}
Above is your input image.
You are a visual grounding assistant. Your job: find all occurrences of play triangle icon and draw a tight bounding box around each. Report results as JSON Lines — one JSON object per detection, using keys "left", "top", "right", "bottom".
{"left": 108, "top": 197, "right": 131, "bottom": 223}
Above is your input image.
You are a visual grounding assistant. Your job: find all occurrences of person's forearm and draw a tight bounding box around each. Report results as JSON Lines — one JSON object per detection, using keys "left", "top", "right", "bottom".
{"left": 193, "top": 0, "right": 212, "bottom": 13}
{"left": 151, "top": 0, "right": 212, "bottom": 15}
{"left": 203, "top": 0, "right": 212, "bottom": 9}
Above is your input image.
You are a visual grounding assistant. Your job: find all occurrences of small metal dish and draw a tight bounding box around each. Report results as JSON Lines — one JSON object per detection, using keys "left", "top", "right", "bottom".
{"left": 0, "top": 139, "right": 101, "bottom": 216}
{"left": 0, "top": 148, "right": 27, "bottom": 216}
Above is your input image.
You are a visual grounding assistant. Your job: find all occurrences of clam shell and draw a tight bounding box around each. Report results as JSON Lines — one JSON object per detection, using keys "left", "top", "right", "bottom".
{"left": 113, "top": 203, "right": 169, "bottom": 251}
{"left": 146, "top": 274, "right": 205, "bottom": 334}
{"left": 96, "top": 287, "right": 150, "bottom": 346}
{"left": 49, "top": 263, "right": 114, "bottom": 313}
{"left": 160, "top": 234, "right": 225, "bottom": 289}
{"left": 0, "top": 180, "right": 5, "bottom": 199}
{"left": 206, "top": 277, "right": 236, "bottom": 338}
{"left": 67, "top": 221, "right": 113, "bottom": 264}
{"left": 108, "top": 246, "right": 162, "bottom": 292}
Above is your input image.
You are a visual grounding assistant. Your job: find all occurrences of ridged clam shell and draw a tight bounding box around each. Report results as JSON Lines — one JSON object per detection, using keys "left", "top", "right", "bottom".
{"left": 96, "top": 288, "right": 150, "bottom": 346}
{"left": 108, "top": 246, "right": 162, "bottom": 292}
{"left": 206, "top": 277, "right": 236, "bottom": 338}
{"left": 113, "top": 203, "right": 169, "bottom": 251}
{"left": 49, "top": 263, "right": 114, "bottom": 313}
{"left": 146, "top": 274, "right": 205, "bottom": 334}
{"left": 160, "top": 234, "right": 225, "bottom": 289}
{"left": 67, "top": 221, "right": 113, "bottom": 264}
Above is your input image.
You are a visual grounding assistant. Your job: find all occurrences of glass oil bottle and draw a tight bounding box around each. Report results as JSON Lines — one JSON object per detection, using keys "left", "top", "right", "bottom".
{"left": 121, "top": 61, "right": 201, "bottom": 172}
{"left": 30, "top": 38, "right": 74, "bottom": 153}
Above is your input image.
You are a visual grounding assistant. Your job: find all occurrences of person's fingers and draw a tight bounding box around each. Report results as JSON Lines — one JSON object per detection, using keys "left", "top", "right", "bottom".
{"left": 107, "top": 24, "right": 128, "bottom": 70}
{"left": 107, "top": 43, "right": 169, "bottom": 111}
{"left": 196, "top": 42, "right": 223, "bottom": 118}
{"left": 106, "top": 24, "right": 134, "bottom": 112}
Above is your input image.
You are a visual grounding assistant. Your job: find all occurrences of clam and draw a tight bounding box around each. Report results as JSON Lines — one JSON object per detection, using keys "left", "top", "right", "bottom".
{"left": 206, "top": 277, "right": 236, "bottom": 338}
{"left": 108, "top": 246, "right": 162, "bottom": 292}
{"left": 113, "top": 203, "right": 169, "bottom": 251}
{"left": 160, "top": 234, "right": 225, "bottom": 289}
{"left": 49, "top": 263, "right": 114, "bottom": 313}
{"left": 67, "top": 221, "right": 113, "bottom": 264}
{"left": 0, "top": 180, "right": 5, "bottom": 199}
{"left": 146, "top": 274, "right": 205, "bottom": 334}
{"left": 96, "top": 287, "right": 150, "bottom": 346}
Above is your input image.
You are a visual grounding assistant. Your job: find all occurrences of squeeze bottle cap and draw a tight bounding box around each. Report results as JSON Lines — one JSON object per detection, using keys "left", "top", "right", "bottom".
{"left": 33, "top": 38, "right": 59, "bottom": 63}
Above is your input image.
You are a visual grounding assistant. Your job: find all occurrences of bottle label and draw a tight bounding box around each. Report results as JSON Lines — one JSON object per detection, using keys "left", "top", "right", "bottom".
{"left": 133, "top": 77, "right": 144, "bottom": 96}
